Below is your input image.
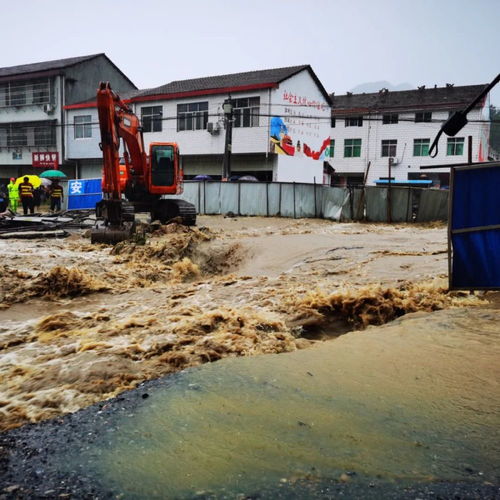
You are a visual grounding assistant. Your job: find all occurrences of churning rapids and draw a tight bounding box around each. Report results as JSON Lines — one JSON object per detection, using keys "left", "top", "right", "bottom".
{"left": 0, "top": 216, "right": 498, "bottom": 498}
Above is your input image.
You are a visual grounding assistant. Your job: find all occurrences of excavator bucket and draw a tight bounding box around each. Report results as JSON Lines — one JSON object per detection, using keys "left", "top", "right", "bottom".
{"left": 90, "top": 221, "right": 136, "bottom": 245}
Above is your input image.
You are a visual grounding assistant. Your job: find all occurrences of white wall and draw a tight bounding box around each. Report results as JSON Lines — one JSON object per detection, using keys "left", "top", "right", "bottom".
{"left": 132, "top": 90, "right": 270, "bottom": 156}
{"left": 275, "top": 155, "right": 324, "bottom": 183}
{"left": 66, "top": 107, "right": 101, "bottom": 159}
{"left": 269, "top": 70, "right": 331, "bottom": 165}
{"left": 330, "top": 105, "right": 489, "bottom": 184}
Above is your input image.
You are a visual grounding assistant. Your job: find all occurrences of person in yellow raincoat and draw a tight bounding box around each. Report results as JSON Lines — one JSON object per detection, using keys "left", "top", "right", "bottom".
{"left": 7, "top": 178, "right": 19, "bottom": 213}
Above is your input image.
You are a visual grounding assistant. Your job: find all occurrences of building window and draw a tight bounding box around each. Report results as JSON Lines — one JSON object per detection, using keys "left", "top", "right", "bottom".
{"left": 35, "top": 125, "right": 56, "bottom": 147}
{"left": 381, "top": 140, "right": 397, "bottom": 157}
{"left": 177, "top": 102, "right": 208, "bottom": 131}
{"left": 1, "top": 122, "right": 55, "bottom": 148}
{"left": 331, "top": 116, "right": 336, "bottom": 128}
{"left": 32, "top": 80, "right": 50, "bottom": 104}
{"left": 233, "top": 97, "right": 259, "bottom": 128}
{"left": 142, "top": 106, "right": 163, "bottom": 132}
{"left": 0, "top": 127, "right": 7, "bottom": 148}
{"left": 0, "top": 85, "right": 7, "bottom": 107}
{"left": 9, "top": 83, "right": 26, "bottom": 106}
{"left": 413, "top": 138, "right": 430, "bottom": 156}
{"left": 344, "top": 138, "right": 361, "bottom": 157}
{"left": 74, "top": 115, "right": 92, "bottom": 139}
{"left": 8, "top": 125, "right": 27, "bottom": 147}
{"left": 345, "top": 116, "right": 363, "bottom": 127}
{"left": 0, "top": 79, "right": 51, "bottom": 107}
{"left": 327, "top": 139, "right": 335, "bottom": 158}
{"left": 447, "top": 137, "right": 464, "bottom": 156}
{"left": 382, "top": 113, "right": 398, "bottom": 124}
{"left": 415, "top": 111, "right": 432, "bottom": 122}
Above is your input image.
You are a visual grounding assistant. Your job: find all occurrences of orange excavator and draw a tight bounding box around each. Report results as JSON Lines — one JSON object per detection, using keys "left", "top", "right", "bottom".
{"left": 91, "top": 82, "right": 196, "bottom": 244}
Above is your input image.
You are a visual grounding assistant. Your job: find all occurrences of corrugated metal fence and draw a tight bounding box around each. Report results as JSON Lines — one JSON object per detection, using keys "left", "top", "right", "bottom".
{"left": 65, "top": 179, "right": 448, "bottom": 222}
{"left": 173, "top": 181, "right": 448, "bottom": 222}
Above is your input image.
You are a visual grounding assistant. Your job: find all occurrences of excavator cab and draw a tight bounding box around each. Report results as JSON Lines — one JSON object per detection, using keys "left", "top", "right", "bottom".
{"left": 149, "top": 143, "right": 178, "bottom": 192}
{"left": 148, "top": 143, "right": 194, "bottom": 225}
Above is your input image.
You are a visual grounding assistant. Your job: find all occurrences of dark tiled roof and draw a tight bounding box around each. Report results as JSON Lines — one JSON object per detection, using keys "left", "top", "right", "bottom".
{"left": 330, "top": 84, "right": 488, "bottom": 113}
{"left": 0, "top": 54, "right": 103, "bottom": 78}
{"left": 65, "top": 88, "right": 142, "bottom": 108}
{"left": 136, "top": 65, "right": 331, "bottom": 102}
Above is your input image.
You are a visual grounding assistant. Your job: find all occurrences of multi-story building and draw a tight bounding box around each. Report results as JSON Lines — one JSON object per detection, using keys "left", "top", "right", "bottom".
{"left": 65, "top": 65, "right": 332, "bottom": 183}
{"left": 328, "top": 84, "right": 490, "bottom": 187}
{"left": 0, "top": 54, "right": 136, "bottom": 181}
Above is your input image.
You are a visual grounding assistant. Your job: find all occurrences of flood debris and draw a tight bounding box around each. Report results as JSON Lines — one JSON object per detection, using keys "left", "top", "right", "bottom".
{"left": 0, "top": 210, "right": 95, "bottom": 239}
{"left": 0, "top": 229, "right": 68, "bottom": 239}
{"left": 0, "top": 215, "right": 490, "bottom": 432}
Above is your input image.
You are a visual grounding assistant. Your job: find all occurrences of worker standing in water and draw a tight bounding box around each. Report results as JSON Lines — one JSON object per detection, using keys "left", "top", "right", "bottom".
{"left": 7, "top": 178, "right": 19, "bottom": 214}
{"left": 18, "top": 177, "right": 35, "bottom": 215}
{"left": 48, "top": 180, "right": 64, "bottom": 213}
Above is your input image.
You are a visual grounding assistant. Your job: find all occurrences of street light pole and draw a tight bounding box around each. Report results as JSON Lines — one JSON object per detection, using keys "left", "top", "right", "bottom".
{"left": 222, "top": 97, "right": 233, "bottom": 180}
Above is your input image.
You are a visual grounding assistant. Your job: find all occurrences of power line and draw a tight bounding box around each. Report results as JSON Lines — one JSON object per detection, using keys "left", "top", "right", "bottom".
{"left": 1, "top": 113, "right": 498, "bottom": 132}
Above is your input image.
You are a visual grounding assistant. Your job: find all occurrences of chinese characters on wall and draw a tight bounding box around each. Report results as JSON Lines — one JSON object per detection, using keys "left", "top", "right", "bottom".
{"left": 270, "top": 90, "right": 330, "bottom": 160}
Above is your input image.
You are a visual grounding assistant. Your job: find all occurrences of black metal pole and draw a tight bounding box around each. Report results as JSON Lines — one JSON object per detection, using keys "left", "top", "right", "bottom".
{"left": 387, "top": 157, "right": 393, "bottom": 223}
{"left": 222, "top": 98, "right": 233, "bottom": 180}
{"left": 468, "top": 135, "right": 473, "bottom": 164}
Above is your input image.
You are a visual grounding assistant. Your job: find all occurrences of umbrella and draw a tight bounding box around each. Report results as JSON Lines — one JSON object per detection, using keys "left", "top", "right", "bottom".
{"left": 40, "top": 170, "right": 67, "bottom": 179}
{"left": 15, "top": 175, "right": 41, "bottom": 188}
{"left": 238, "top": 175, "right": 259, "bottom": 182}
{"left": 193, "top": 175, "right": 213, "bottom": 181}
{"left": 40, "top": 178, "right": 52, "bottom": 187}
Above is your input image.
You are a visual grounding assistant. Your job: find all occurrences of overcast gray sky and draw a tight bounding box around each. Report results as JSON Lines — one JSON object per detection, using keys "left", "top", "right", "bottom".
{"left": 1, "top": 0, "right": 499, "bottom": 104}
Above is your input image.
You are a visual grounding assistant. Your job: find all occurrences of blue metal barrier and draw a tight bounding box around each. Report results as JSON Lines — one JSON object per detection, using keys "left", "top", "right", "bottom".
{"left": 450, "top": 163, "right": 500, "bottom": 289}
{"left": 67, "top": 178, "right": 102, "bottom": 210}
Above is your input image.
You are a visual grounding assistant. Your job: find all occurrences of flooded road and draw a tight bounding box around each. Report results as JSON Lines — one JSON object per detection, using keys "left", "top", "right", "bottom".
{"left": 44, "top": 307, "right": 498, "bottom": 498}
{"left": 1, "top": 217, "right": 498, "bottom": 498}
{"left": 1, "top": 218, "right": 461, "bottom": 432}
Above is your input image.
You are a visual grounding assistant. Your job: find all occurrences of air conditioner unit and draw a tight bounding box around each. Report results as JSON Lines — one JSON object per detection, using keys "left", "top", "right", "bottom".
{"left": 390, "top": 157, "right": 400, "bottom": 165}
{"left": 43, "top": 103, "right": 55, "bottom": 114}
{"left": 207, "top": 122, "right": 220, "bottom": 135}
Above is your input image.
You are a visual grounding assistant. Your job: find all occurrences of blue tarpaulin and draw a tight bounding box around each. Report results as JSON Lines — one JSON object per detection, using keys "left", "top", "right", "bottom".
{"left": 450, "top": 164, "right": 500, "bottom": 289}
{"left": 375, "top": 179, "right": 433, "bottom": 185}
{"left": 67, "top": 178, "right": 102, "bottom": 210}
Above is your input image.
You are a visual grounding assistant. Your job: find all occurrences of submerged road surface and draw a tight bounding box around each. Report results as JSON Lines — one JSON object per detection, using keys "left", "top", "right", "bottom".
{"left": 1, "top": 307, "right": 499, "bottom": 498}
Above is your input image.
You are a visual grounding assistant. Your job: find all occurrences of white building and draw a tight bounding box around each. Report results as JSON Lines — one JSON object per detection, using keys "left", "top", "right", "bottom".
{"left": 65, "top": 65, "right": 332, "bottom": 183}
{"left": 0, "top": 54, "right": 136, "bottom": 183}
{"left": 328, "top": 84, "right": 490, "bottom": 187}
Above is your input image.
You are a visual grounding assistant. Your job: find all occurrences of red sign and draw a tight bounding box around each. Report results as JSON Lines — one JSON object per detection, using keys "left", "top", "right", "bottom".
{"left": 32, "top": 152, "right": 59, "bottom": 169}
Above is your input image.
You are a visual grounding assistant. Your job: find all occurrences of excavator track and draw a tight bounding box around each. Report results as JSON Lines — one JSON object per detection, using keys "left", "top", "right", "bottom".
{"left": 151, "top": 199, "right": 197, "bottom": 226}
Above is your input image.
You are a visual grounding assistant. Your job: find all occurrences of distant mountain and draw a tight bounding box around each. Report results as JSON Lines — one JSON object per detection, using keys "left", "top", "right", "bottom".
{"left": 350, "top": 81, "right": 415, "bottom": 93}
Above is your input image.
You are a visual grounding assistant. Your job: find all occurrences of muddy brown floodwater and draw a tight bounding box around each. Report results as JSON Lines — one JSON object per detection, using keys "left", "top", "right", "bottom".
{"left": 0, "top": 216, "right": 493, "bottom": 436}
{"left": 79, "top": 307, "right": 498, "bottom": 498}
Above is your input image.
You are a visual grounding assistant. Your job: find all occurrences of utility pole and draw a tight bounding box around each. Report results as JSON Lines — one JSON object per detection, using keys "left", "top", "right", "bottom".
{"left": 387, "top": 156, "right": 393, "bottom": 223}
{"left": 222, "top": 97, "right": 233, "bottom": 180}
